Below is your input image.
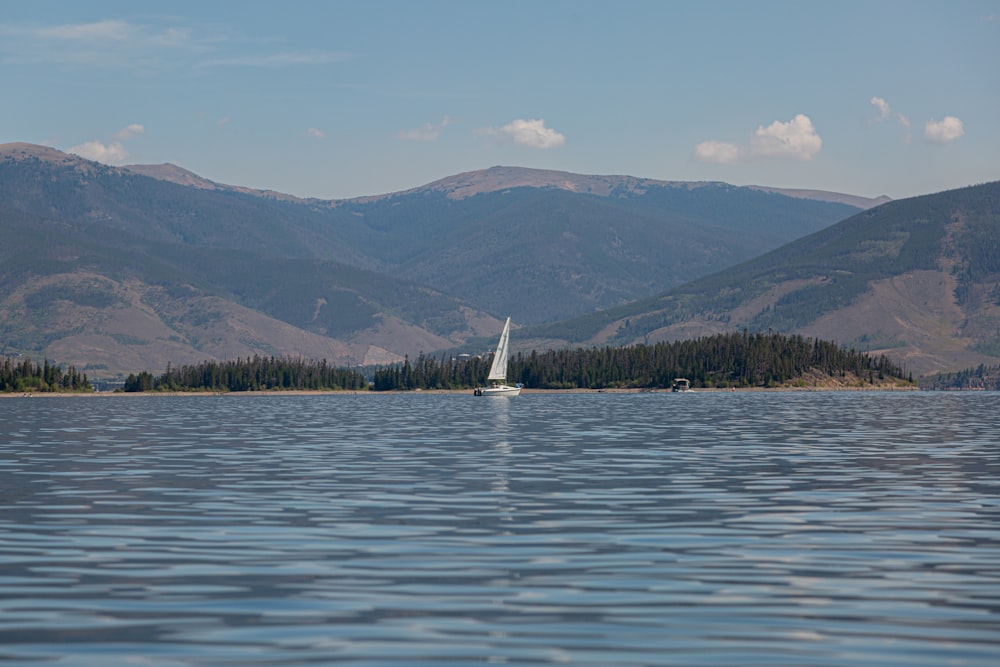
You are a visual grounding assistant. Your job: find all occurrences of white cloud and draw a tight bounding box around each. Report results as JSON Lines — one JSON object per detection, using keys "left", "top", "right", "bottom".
{"left": 68, "top": 123, "right": 145, "bottom": 165}
{"left": 869, "top": 96, "right": 911, "bottom": 142}
{"left": 925, "top": 116, "right": 964, "bottom": 144}
{"left": 68, "top": 140, "right": 129, "bottom": 164}
{"left": 305, "top": 127, "right": 327, "bottom": 139}
{"left": 115, "top": 123, "right": 145, "bottom": 141}
{"left": 479, "top": 118, "right": 566, "bottom": 149}
{"left": 694, "top": 114, "right": 822, "bottom": 163}
{"left": 398, "top": 116, "right": 452, "bottom": 142}
{"left": 750, "top": 114, "right": 822, "bottom": 159}
{"left": 870, "top": 96, "right": 891, "bottom": 121}
{"left": 693, "top": 140, "right": 742, "bottom": 164}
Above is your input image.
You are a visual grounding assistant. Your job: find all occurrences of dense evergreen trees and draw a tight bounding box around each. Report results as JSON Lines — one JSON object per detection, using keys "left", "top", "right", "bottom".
{"left": 920, "top": 363, "right": 1000, "bottom": 391}
{"left": 123, "top": 356, "right": 367, "bottom": 392}
{"left": 9, "top": 333, "right": 910, "bottom": 395}
{"left": 371, "top": 353, "right": 491, "bottom": 391}
{"left": 0, "top": 357, "right": 91, "bottom": 392}
{"left": 371, "top": 332, "right": 910, "bottom": 391}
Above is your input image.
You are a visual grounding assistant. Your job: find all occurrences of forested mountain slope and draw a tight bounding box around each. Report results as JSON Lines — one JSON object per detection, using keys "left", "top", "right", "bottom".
{"left": 0, "top": 143, "right": 864, "bottom": 374}
{"left": 523, "top": 181, "right": 1000, "bottom": 376}
{"left": 126, "top": 158, "right": 866, "bottom": 323}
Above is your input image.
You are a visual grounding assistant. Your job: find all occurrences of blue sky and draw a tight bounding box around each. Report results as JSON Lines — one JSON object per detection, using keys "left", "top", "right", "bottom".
{"left": 2, "top": 1, "right": 997, "bottom": 200}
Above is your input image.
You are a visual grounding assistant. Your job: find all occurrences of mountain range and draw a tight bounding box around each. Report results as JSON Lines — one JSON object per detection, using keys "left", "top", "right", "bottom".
{"left": 1, "top": 141, "right": 995, "bottom": 378}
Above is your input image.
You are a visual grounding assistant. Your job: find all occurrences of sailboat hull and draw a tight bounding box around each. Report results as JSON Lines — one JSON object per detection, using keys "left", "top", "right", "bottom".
{"left": 478, "top": 384, "right": 521, "bottom": 397}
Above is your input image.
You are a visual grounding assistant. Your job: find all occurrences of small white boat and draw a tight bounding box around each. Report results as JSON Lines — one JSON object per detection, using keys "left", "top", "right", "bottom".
{"left": 475, "top": 316, "right": 521, "bottom": 396}
{"left": 671, "top": 378, "right": 691, "bottom": 392}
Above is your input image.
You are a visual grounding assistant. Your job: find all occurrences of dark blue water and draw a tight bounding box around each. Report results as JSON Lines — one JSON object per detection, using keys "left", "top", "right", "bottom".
{"left": 1, "top": 391, "right": 998, "bottom": 666}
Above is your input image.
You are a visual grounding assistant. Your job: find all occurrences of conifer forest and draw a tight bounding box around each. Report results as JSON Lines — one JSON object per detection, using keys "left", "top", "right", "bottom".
{"left": 371, "top": 332, "right": 910, "bottom": 391}
{"left": 0, "top": 357, "right": 91, "bottom": 393}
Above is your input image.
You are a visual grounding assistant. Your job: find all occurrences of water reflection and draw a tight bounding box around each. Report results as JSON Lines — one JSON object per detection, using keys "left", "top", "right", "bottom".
{"left": 489, "top": 397, "right": 513, "bottom": 500}
{"left": 0, "top": 392, "right": 998, "bottom": 666}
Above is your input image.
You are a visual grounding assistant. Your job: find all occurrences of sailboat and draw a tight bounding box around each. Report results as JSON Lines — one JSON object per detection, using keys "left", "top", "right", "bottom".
{"left": 475, "top": 316, "right": 521, "bottom": 396}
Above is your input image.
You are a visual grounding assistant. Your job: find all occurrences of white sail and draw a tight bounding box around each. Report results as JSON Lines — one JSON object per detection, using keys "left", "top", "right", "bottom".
{"left": 487, "top": 316, "right": 511, "bottom": 381}
{"left": 476, "top": 316, "right": 520, "bottom": 396}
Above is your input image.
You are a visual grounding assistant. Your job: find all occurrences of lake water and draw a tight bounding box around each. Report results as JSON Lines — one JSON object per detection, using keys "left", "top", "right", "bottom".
{"left": 1, "top": 391, "right": 998, "bottom": 666}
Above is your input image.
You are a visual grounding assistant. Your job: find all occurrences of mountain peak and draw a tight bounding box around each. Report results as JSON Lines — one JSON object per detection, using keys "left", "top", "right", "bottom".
{"left": 416, "top": 166, "right": 674, "bottom": 200}
{"left": 0, "top": 142, "right": 83, "bottom": 164}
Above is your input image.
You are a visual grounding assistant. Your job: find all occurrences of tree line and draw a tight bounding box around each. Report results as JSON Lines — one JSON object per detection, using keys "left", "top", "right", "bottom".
{"left": 372, "top": 331, "right": 911, "bottom": 391}
{"left": 0, "top": 357, "right": 91, "bottom": 393}
{"left": 123, "top": 355, "right": 367, "bottom": 392}
{"left": 7, "top": 332, "right": 911, "bottom": 395}
{"left": 920, "top": 363, "right": 1000, "bottom": 391}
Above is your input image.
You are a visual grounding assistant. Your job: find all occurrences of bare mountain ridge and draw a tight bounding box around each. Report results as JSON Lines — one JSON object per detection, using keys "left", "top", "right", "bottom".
{"left": 747, "top": 185, "right": 891, "bottom": 211}
{"left": 3, "top": 141, "right": 885, "bottom": 212}
{"left": 122, "top": 157, "right": 889, "bottom": 210}
{"left": 413, "top": 167, "right": 891, "bottom": 210}
{"left": 123, "top": 163, "right": 307, "bottom": 203}
{"left": 0, "top": 142, "right": 892, "bottom": 210}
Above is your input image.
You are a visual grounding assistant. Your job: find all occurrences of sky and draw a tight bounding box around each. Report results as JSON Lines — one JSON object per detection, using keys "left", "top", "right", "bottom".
{"left": 1, "top": 0, "right": 997, "bottom": 201}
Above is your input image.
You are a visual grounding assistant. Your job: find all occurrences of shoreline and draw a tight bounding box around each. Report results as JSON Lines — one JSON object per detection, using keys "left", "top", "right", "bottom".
{"left": 1, "top": 384, "right": 919, "bottom": 398}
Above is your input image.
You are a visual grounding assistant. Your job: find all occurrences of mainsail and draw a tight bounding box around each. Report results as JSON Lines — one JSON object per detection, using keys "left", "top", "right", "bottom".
{"left": 487, "top": 316, "right": 511, "bottom": 381}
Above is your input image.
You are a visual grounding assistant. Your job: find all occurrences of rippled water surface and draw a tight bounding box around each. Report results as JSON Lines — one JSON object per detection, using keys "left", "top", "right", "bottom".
{"left": 1, "top": 391, "right": 998, "bottom": 666}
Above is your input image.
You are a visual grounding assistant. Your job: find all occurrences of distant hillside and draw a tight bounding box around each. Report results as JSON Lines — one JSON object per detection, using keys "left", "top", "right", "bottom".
{"left": 0, "top": 206, "right": 496, "bottom": 374}
{"left": 0, "top": 142, "right": 868, "bottom": 375}
{"left": 122, "top": 160, "right": 872, "bottom": 322}
{"left": 329, "top": 182, "right": 862, "bottom": 322}
{"left": 523, "top": 181, "right": 1000, "bottom": 376}
{"left": 0, "top": 145, "right": 501, "bottom": 373}
{"left": 121, "top": 158, "right": 873, "bottom": 322}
